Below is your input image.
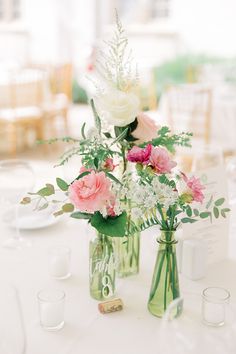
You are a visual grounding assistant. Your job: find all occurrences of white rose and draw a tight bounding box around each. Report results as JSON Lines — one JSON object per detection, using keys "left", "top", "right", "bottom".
{"left": 96, "top": 89, "right": 140, "bottom": 127}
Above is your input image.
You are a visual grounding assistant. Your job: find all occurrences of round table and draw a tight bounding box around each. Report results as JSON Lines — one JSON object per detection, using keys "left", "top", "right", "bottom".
{"left": 0, "top": 161, "right": 236, "bottom": 354}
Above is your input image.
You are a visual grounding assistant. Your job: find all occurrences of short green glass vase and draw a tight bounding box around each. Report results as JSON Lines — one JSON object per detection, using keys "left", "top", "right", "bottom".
{"left": 89, "top": 233, "right": 116, "bottom": 301}
{"left": 148, "top": 230, "right": 182, "bottom": 318}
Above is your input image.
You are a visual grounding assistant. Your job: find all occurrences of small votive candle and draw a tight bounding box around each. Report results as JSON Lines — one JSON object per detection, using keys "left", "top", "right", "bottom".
{"left": 202, "top": 287, "right": 230, "bottom": 327}
{"left": 37, "top": 289, "right": 65, "bottom": 331}
{"left": 48, "top": 246, "right": 71, "bottom": 279}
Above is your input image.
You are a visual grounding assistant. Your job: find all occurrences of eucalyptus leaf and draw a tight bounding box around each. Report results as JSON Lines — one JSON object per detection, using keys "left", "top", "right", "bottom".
{"left": 193, "top": 209, "right": 199, "bottom": 216}
{"left": 186, "top": 206, "right": 192, "bottom": 217}
{"left": 181, "top": 217, "right": 197, "bottom": 223}
{"left": 215, "top": 198, "right": 225, "bottom": 207}
{"left": 53, "top": 210, "right": 64, "bottom": 217}
{"left": 37, "top": 186, "right": 54, "bottom": 197}
{"left": 56, "top": 178, "right": 69, "bottom": 191}
{"left": 38, "top": 202, "right": 49, "bottom": 211}
{"left": 200, "top": 211, "right": 211, "bottom": 219}
{"left": 71, "top": 211, "right": 93, "bottom": 220}
{"left": 62, "top": 203, "right": 75, "bottom": 213}
{"left": 213, "top": 206, "right": 219, "bottom": 218}
{"left": 46, "top": 183, "right": 55, "bottom": 194}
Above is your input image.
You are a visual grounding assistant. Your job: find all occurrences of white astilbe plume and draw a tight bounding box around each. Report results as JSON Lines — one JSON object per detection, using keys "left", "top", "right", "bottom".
{"left": 95, "top": 10, "right": 139, "bottom": 92}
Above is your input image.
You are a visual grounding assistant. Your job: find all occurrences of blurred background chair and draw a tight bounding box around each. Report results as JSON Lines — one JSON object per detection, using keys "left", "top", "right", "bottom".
{"left": 42, "top": 63, "right": 72, "bottom": 137}
{"left": 166, "top": 84, "right": 212, "bottom": 145}
{"left": 0, "top": 69, "right": 45, "bottom": 156}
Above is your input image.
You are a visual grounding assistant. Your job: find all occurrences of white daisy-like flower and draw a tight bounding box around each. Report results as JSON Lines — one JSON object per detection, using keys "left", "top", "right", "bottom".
{"left": 132, "top": 186, "right": 146, "bottom": 204}
{"left": 144, "top": 194, "right": 157, "bottom": 209}
{"left": 131, "top": 207, "right": 143, "bottom": 220}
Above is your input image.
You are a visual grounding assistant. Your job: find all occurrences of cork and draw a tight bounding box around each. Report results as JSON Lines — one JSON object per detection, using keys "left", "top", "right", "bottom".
{"left": 98, "top": 298, "right": 123, "bottom": 314}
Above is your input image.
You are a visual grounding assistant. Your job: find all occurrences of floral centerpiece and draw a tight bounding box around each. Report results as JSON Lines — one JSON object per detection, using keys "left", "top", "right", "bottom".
{"left": 21, "top": 13, "right": 229, "bottom": 310}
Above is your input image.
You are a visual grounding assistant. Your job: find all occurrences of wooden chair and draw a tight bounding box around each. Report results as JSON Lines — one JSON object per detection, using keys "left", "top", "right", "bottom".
{"left": 42, "top": 63, "right": 72, "bottom": 137}
{"left": 137, "top": 67, "right": 157, "bottom": 111}
{"left": 166, "top": 84, "right": 212, "bottom": 144}
{"left": 164, "top": 84, "right": 213, "bottom": 172}
{"left": 0, "top": 69, "right": 45, "bottom": 156}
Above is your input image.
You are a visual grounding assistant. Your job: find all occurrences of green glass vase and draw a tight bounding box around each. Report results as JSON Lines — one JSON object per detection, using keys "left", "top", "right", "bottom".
{"left": 114, "top": 231, "right": 140, "bottom": 278}
{"left": 148, "top": 230, "right": 182, "bottom": 318}
{"left": 89, "top": 233, "right": 116, "bottom": 301}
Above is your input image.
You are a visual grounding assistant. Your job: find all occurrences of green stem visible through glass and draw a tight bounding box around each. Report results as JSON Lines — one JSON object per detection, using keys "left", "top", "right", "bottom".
{"left": 148, "top": 230, "right": 182, "bottom": 318}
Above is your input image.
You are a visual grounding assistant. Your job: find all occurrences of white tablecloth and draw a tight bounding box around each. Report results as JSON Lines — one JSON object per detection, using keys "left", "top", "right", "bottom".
{"left": 0, "top": 162, "right": 236, "bottom": 354}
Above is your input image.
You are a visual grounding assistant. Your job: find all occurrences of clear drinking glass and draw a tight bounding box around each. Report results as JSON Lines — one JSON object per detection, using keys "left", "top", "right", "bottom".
{"left": 226, "top": 157, "right": 236, "bottom": 205}
{"left": 37, "top": 289, "right": 65, "bottom": 331}
{"left": 0, "top": 160, "right": 35, "bottom": 249}
{"left": 48, "top": 246, "right": 71, "bottom": 279}
{"left": 202, "top": 287, "right": 230, "bottom": 326}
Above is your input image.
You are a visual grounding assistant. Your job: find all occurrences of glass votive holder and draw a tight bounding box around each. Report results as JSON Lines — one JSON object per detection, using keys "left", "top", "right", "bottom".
{"left": 48, "top": 246, "right": 71, "bottom": 279}
{"left": 202, "top": 287, "right": 230, "bottom": 327}
{"left": 37, "top": 289, "right": 65, "bottom": 331}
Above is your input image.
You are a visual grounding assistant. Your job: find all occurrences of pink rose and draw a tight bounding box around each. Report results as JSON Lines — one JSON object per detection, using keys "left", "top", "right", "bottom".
{"left": 181, "top": 173, "right": 205, "bottom": 203}
{"left": 127, "top": 144, "right": 152, "bottom": 164}
{"left": 102, "top": 158, "right": 117, "bottom": 172}
{"left": 149, "top": 147, "right": 177, "bottom": 174}
{"left": 69, "top": 171, "right": 111, "bottom": 213}
{"left": 132, "top": 113, "right": 159, "bottom": 144}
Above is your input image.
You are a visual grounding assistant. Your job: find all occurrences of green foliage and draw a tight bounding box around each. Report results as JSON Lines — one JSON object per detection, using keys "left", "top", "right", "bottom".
{"left": 215, "top": 198, "right": 225, "bottom": 206}
{"left": 71, "top": 212, "right": 93, "bottom": 219}
{"left": 90, "top": 211, "right": 127, "bottom": 237}
{"left": 56, "top": 178, "right": 69, "bottom": 191}
{"left": 90, "top": 99, "right": 101, "bottom": 135}
{"left": 181, "top": 217, "right": 198, "bottom": 223}
{"left": 62, "top": 203, "right": 74, "bottom": 213}
{"left": 105, "top": 172, "right": 123, "bottom": 185}
{"left": 213, "top": 206, "right": 219, "bottom": 218}
{"left": 37, "top": 184, "right": 55, "bottom": 197}
{"left": 200, "top": 211, "right": 211, "bottom": 219}
{"left": 140, "top": 126, "right": 192, "bottom": 153}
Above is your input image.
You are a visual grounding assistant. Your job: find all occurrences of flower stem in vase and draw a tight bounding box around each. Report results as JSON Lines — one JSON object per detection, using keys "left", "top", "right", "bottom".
{"left": 148, "top": 230, "right": 182, "bottom": 318}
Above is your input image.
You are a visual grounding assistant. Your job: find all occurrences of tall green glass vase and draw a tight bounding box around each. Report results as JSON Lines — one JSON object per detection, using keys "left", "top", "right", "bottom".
{"left": 114, "top": 231, "right": 140, "bottom": 278}
{"left": 89, "top": 232, "right": 116, "bottom": 301}
{"left": 114, "top": 161, "right": 140, "bottom": 277}
{"left": 148, "top": 230, "right": 182, "bottom": 318}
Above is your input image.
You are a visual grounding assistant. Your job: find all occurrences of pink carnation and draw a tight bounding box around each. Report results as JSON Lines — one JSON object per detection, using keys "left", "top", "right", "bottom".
{"left": 127, "top": 144, "right": 152, "bottom": 164}
{"left": 182, "top": 173, "right": 205, "bottom": 203}
{"left": 69, "top": 171, "right": 111, "bottom": 213}
{"left": 132, "top": 113, "right": 159, "bottom": 144}
{"left": 149, "top": 147, "right": 177, "bottom": 174}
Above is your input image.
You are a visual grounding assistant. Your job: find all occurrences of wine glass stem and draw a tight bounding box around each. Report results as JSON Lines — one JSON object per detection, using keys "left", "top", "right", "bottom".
{"left": 14, "top": 204, "right": 21, "bottom": 240}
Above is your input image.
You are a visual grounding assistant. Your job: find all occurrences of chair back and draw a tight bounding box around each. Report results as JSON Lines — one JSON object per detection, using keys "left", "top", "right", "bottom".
{"left": 0, "top": 69, "right": 47, "bottom": 109}
{"left": 49, "top": 63, "right": 72, "bottom": 101}
{"left": 166, "top": 84, "right": 212, "bottom": 144}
